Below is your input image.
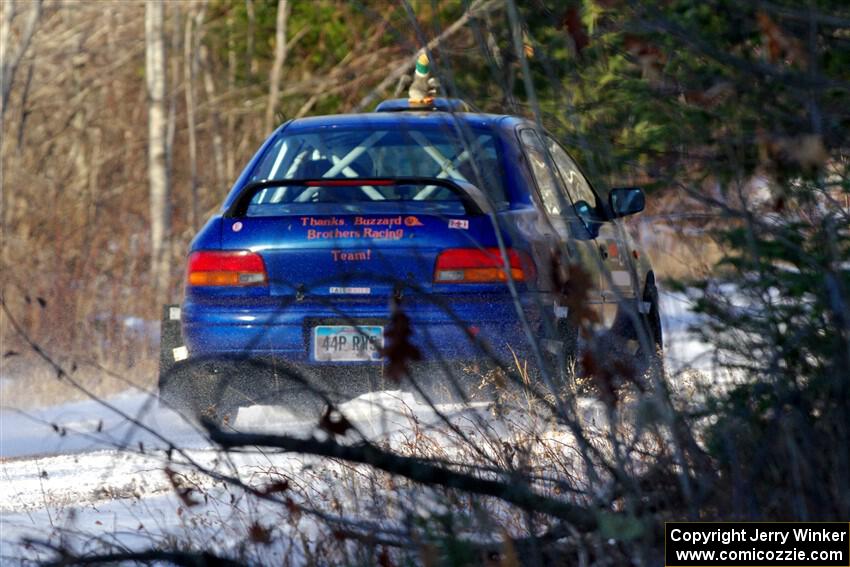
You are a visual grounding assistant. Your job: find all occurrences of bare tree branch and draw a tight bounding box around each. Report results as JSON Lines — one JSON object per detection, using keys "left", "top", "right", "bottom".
{"left": 205, "top": 424, "right": 600, "bottom": 531}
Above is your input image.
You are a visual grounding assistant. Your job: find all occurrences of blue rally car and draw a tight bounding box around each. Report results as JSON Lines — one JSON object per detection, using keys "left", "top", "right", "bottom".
{"left": 159, "top": 96, "right": 662, "bottom": 419}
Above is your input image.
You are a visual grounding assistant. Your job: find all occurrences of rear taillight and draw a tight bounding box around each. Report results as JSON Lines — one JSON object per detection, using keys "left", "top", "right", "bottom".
{"left": 434, "top": 248, "right": 530, "bottom": 283}
{"left": 187, "top": 251, "right": 267, "bottom": 286}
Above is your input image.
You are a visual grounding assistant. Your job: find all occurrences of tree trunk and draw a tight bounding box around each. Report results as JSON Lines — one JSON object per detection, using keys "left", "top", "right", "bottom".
{"left": 225, "top": 10, "right": 236, "bottom": 181}
{"left": 145, "top": 0, "right": 171, "bottom": 304}
{"left": 184, "top": 5, "right": 200, "bottom": 231}
{"left": 264, "top": 0, "right": 288, "bottom": 133}
{"left": 245, "top": 0, "right": 257, "bottom": 78}
{"left": 0, "top": 0, "right": 42, "bottom": 271}
{"left": 166, "top": 5, "right": 181, "bottom": 179}
{"left": 200, "top": 41, "right": 226, "bottom": 189}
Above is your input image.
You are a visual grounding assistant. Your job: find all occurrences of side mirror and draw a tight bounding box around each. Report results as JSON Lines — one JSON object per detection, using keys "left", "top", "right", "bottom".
{"left": 608, "top": 187, "right": 645, "bottom": 218}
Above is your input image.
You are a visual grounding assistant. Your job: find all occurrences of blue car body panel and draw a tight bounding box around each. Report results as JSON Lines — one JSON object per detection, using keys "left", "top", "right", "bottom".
{"left": 181, "top": 105, "right": 650, "bottom": 368}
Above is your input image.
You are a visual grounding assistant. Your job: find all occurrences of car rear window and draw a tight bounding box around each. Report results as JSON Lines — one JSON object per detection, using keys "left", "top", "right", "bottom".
{"left": 248, "top": 126, "right": 505, "bottom": 203}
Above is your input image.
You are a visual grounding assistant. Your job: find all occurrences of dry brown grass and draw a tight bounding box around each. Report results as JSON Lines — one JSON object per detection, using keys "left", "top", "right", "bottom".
{"left": 637, "top": 221, "right": 725, "bottom": 281}
{"left": 0, "top": 356, "right": 157, "bottom": 409}
{"left": 650, "top": 234, "right": 724, "bottom": 281}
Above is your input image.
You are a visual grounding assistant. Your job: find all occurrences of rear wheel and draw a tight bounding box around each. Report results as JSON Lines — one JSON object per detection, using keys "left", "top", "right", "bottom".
{"left": 637, "top": 273, "right": 664, "bottom": 369}
{"left": 540, "top": 318, "right": 580, "bottom": 394}
{"left": 544, "top": 274, "right": 663, "bottom": 400}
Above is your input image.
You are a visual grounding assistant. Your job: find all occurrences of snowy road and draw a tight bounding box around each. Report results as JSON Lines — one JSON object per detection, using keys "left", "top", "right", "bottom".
{"left": 0, "top": 290, "right": 715, "bottom": 563}
{"left": 0, "top": 390, "right": 481, "bottom": 563}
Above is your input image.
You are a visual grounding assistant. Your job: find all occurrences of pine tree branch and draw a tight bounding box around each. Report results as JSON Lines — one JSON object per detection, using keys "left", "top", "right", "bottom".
{"left": 352, "top": 0, "right": 503, "bottom": 112}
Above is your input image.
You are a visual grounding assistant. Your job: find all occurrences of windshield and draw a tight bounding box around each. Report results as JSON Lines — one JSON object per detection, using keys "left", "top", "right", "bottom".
{"left": 249, "top": 126, "right": 506, "bottom": 204}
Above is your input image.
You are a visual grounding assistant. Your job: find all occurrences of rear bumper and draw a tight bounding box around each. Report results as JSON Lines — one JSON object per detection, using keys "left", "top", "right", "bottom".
{"left": 182, "top": 294, "right": 541, "bottom": 364}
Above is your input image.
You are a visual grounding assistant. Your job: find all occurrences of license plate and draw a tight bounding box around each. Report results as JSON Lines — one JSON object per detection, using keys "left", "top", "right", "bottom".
{"left": 312, "top": 325, "right": 383, "bottom": 362}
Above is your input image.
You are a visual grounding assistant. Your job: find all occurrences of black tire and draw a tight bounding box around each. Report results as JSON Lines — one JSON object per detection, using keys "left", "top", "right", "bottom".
{"left": 540, "top": 318, "right": 580, "bottom": 393}
{"left": 557, "top": 317, "right": 580, "bottom": 378}
{"left": 558, "top": 274, "right": 663, "bottom": 399}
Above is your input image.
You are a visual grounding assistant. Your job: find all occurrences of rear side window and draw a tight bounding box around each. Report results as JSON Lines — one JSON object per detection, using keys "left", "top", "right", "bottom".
{"left": 519, "top": 129, "right": 566, "bottom": 216}
{"left": 546, "top": 136, "right": 598, "bottom": 209}
{"left": 519, "top": 129, "right": 601, "bottom": 217}
{"left": 249, "top": 127, "right": 506, "bottom": 201}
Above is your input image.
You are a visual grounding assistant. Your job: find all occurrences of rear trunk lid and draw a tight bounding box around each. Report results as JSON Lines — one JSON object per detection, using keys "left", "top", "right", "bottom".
{"left": 217, "top": 178, "right": 516, "bottom": 298}
{"left": 220, "top": 212, "right": 501, "bottom": 298}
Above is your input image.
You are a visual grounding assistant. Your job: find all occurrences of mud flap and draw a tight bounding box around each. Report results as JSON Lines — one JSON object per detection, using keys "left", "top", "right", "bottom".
{"left": 158, "top": 304, "right": 185, "bottom": 391}
{"left": 157, "top": 304, "right": 226, "bottom": 422}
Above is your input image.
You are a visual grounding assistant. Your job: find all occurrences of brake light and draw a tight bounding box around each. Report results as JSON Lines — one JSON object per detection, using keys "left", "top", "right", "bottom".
{"left": 434, "top": 248, "right": 530, "bottom": 283}
{"left": 187, "top": 251, "right": 267, "bottom": 286}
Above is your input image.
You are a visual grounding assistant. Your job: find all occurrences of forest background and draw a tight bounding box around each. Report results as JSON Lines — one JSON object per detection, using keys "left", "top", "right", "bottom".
{"left": 0, "top": 0, "right": 848, "bottom": 465}
{"left": 2, "top": 1, "right": 849, "bottom": 563}
{"left": 5, "top": 0, "right": 813, "bottom": 400}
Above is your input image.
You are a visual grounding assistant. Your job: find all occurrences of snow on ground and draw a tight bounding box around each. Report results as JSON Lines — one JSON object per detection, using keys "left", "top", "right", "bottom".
{"left": 1, "top": 392, "right": 207, "bottom": 460}
{"left": 660, "top": 289, "right": 712, "bottom": 373}
{"left": 0, "top": 290, "right": 721, "bottom": 564}
{"left": 659, "top": 289, "right": 741, "bottom": 392}
{"left": 0, "top": 390, "right": 501, "bottom": 563}
{"left": 0, "top": 444, "right": 315, "bottom": 564}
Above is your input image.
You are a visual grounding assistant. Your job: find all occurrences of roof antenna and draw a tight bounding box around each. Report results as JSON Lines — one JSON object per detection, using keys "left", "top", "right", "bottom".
{"left": 408, "top": 52, "right": 440, "bottom": 106}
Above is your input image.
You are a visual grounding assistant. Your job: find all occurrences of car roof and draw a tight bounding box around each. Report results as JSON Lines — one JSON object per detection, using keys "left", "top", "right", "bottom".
{"left": 282, "top": 111, "right": 517, "bottom": 133}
